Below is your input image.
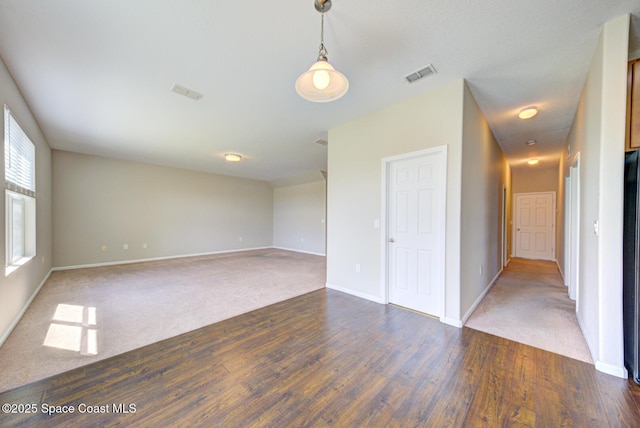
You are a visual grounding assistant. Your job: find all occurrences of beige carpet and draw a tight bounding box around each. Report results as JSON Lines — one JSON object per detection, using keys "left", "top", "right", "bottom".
{"left": 465, "top": 258, "right": 593, "bottom": 364}
{"left": 0, "top": 248, "right": 325, "bottom": 392}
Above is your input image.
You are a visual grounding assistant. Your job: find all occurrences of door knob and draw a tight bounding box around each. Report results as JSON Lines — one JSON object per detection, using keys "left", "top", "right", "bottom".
{"left": 389, "top": 238, "right": 395, "bottom": 243}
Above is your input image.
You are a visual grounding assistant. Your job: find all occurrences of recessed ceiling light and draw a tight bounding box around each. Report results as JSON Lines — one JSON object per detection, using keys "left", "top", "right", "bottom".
{"left": 224, "top": 153, "right": 242, "bottom": 162}
{"left": 527, "top": 159, "right": 539, "bottom": 165}
{"left": 525, "top": 139, "right": 537, "bottom": 146}
{"left": 519, "top": 107, "right": 538, "bottom": 119}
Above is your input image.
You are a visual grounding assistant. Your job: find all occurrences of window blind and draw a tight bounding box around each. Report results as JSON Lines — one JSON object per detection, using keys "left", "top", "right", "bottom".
{"left": 4, "top": 106, "right": 35, "bottom": 197}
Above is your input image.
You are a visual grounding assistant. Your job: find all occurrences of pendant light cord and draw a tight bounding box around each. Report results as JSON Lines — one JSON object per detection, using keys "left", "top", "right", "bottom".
{"left": 318, "top": 11, "right": 328, "bottom": 61}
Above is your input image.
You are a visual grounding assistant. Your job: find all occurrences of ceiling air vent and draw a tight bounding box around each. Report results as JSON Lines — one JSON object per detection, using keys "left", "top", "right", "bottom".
{"left": 314, "top": 139, "right": 328, "bottom": 146}
{"left": 404, "top": 64, "right": 437, "bottom": 84}
{"left": 170, "top": 84, "right": 203, "bottom": 101}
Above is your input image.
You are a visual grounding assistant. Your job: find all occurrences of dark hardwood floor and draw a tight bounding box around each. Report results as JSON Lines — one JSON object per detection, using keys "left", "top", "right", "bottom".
{"left": 1, "top": 289, "right": 639, "bottom": 427}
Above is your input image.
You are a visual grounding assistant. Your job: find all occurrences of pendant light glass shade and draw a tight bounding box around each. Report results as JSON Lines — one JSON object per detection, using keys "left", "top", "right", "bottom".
{"left": 295, "top": 59, "right": 349, "bottom": 103}
{"left": 296, "top": 0, "right": 348, "bottom": 103}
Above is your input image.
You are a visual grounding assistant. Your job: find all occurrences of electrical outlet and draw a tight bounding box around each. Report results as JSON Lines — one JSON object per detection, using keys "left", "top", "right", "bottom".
{"left": 356, "top": 263, "right": 361, "bottom": 273}
{"left": 142, "top": 243, "right": 147, "bottom": 249}
{"left": 123, "top": 244, "right": 128, "bottom": 250}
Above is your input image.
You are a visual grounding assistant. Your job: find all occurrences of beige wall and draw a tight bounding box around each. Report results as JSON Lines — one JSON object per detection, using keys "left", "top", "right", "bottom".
{"left": 561, "top": 14, "right": 629, "bottom": 377}
{"left": 512, "top": 166, "right": 558, "bottom": 194}
{"left": 273, "top": 179, "right": 326, "bottom": 255}
{"left": 52, "top": 151, "right": 273, "bottom": 267}
{"left": 326, "top": 79, "right": 508, "bottom": 326}
{"left": 327, "top": 79, "right": 466, "bottom": 324}
{"left": 460, "top": 82, "right": 510, "bottom": 319}
{"left": 0, "top": 56, "right": 53, "bottom": 344}
{"left": 512, "top": 166, "right": 559, "bottom": 265}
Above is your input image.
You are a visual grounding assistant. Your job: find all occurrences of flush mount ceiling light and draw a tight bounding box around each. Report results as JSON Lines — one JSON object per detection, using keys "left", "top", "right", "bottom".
{"left": 295, "top": 0, "right": 349, "bottom": 103}
{"left": 519, "top": 107, "right": 538, "bottom": 119}
{"left": 224, "top": 153, "right": 242, "bottom": 162}
{"left": 527, "top": 159, "right": 540, "bottom": 165}
{"left": 525, "top": 139, "right": 537, "bottom": 146}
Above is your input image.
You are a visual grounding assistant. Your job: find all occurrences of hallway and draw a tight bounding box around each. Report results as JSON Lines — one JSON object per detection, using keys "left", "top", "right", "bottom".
{"left": 465, "top": 258, "right": 592, "bottom": 363}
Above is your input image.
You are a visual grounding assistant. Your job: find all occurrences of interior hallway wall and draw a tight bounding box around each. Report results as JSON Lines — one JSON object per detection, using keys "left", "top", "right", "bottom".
{"left": 561, "top": 14, "right": 629, "bottom": 377}
{"left": 327, "top": 79, "right": 464, "bottom": 324}
{"left": 459, "top": 82, "right": 510, "bottom": 320}
{"left": 512, "top": 165, "right": 560, "bottom": 264}
{"left": 512, "top": 166, "right": 559, "bottom": 194}
{"left": 327, "top": 79, "right": 508, "bottom": 326}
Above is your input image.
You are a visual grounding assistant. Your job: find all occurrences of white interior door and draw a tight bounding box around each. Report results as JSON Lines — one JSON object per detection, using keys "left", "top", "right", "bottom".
{"left": 387, "top": 149, "right": 445, "bottom": 316}
{"left": 514, "top": 192, "right": 555, "bottom": 260}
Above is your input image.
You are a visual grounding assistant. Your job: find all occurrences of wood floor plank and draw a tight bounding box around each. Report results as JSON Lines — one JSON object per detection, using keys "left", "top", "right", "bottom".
{"left": 497, "top": 341, "right": 537, "bottom": 427}
{"left": 534, "top": 347, "right": 610, "bottom": 427}
{"left": 594, "top": 372, "right": 640, "bottom": 426}
{"left": 464, "top": 335, "right": 509, "bottom": 427}
{"left": 438, "top": 336, "right": 495, "bottom": 425}
{"left": 1, "top": 289, "right": 639, "bottom": 427}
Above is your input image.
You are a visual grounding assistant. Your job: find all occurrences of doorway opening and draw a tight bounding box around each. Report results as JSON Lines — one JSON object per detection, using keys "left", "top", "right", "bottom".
{"left": 502, "top": 184, "right": 508, "bottom": 267}
{"left": 566, "top": 152, "right": 581, "bottom": 305}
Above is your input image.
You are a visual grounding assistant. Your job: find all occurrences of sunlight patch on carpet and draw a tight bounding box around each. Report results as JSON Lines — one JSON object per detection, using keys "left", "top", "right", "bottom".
{"left": 43, "top": 304, "right": 99, "bottom": 355}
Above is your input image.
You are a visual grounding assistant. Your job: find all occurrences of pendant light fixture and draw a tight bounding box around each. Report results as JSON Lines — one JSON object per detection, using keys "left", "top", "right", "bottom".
{"left": 295, "top": 0, "right": 349, "bottom": 103}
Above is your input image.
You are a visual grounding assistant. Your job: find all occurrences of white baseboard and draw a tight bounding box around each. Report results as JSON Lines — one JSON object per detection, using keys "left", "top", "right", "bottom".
{"left": 326, "top": 283, "right": 385, "bottom": 304}
{"left": 272, "top": 246, "right": 326, "bottom": 256}
{"left": 576, "top": 312, "right": 628, "bottom": 379}
{"left": 0, "top": 269, "right": 52, "bottom": 348}
{"left": 442, "top": 317, "right": 462, "bottom": 328}
{"left": 52, "top": 246, "right": 274, "bottom": 271}
{"left": 460, "top": 268, "right": 503, "bottom": 326}
{"left": 327, "top": 283, "right": 465, "bottom": 328}
{"left": 328, "top": 272, "right": 502, "bottom": 329}
{"left": 576, "top": 313, "right": 602, "bottom": 369}
{"left": 555, "top": 259, "right": 567, "bottom": 285}
{"left": 595, "top": 360, "right": 628, "bottom": 379}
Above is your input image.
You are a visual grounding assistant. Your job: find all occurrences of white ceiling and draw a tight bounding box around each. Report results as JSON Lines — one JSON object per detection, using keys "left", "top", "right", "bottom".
{"left": 0, "top": 1, "right": 639, "bottom": 182}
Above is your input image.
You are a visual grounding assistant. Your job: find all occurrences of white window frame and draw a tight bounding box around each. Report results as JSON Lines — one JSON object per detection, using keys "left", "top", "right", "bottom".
{"left": 4, "top": 105, "right": 36, "bottom": 275}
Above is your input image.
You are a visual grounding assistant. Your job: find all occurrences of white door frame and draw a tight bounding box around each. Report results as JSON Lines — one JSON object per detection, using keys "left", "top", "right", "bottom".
{"left": 380, "top": 145, "right": 447, "bottom": 320}
{"left": 502, "top": 184, "right": 508, "bottom": 267}
{"left": 564, "top": 175, "right": 571, "bottom": 288}
{"left": 512, "top": 191, "right": 556, "bottom": 260}
{"left": 567, "top": 152, "right": 581, "bottom": 305}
